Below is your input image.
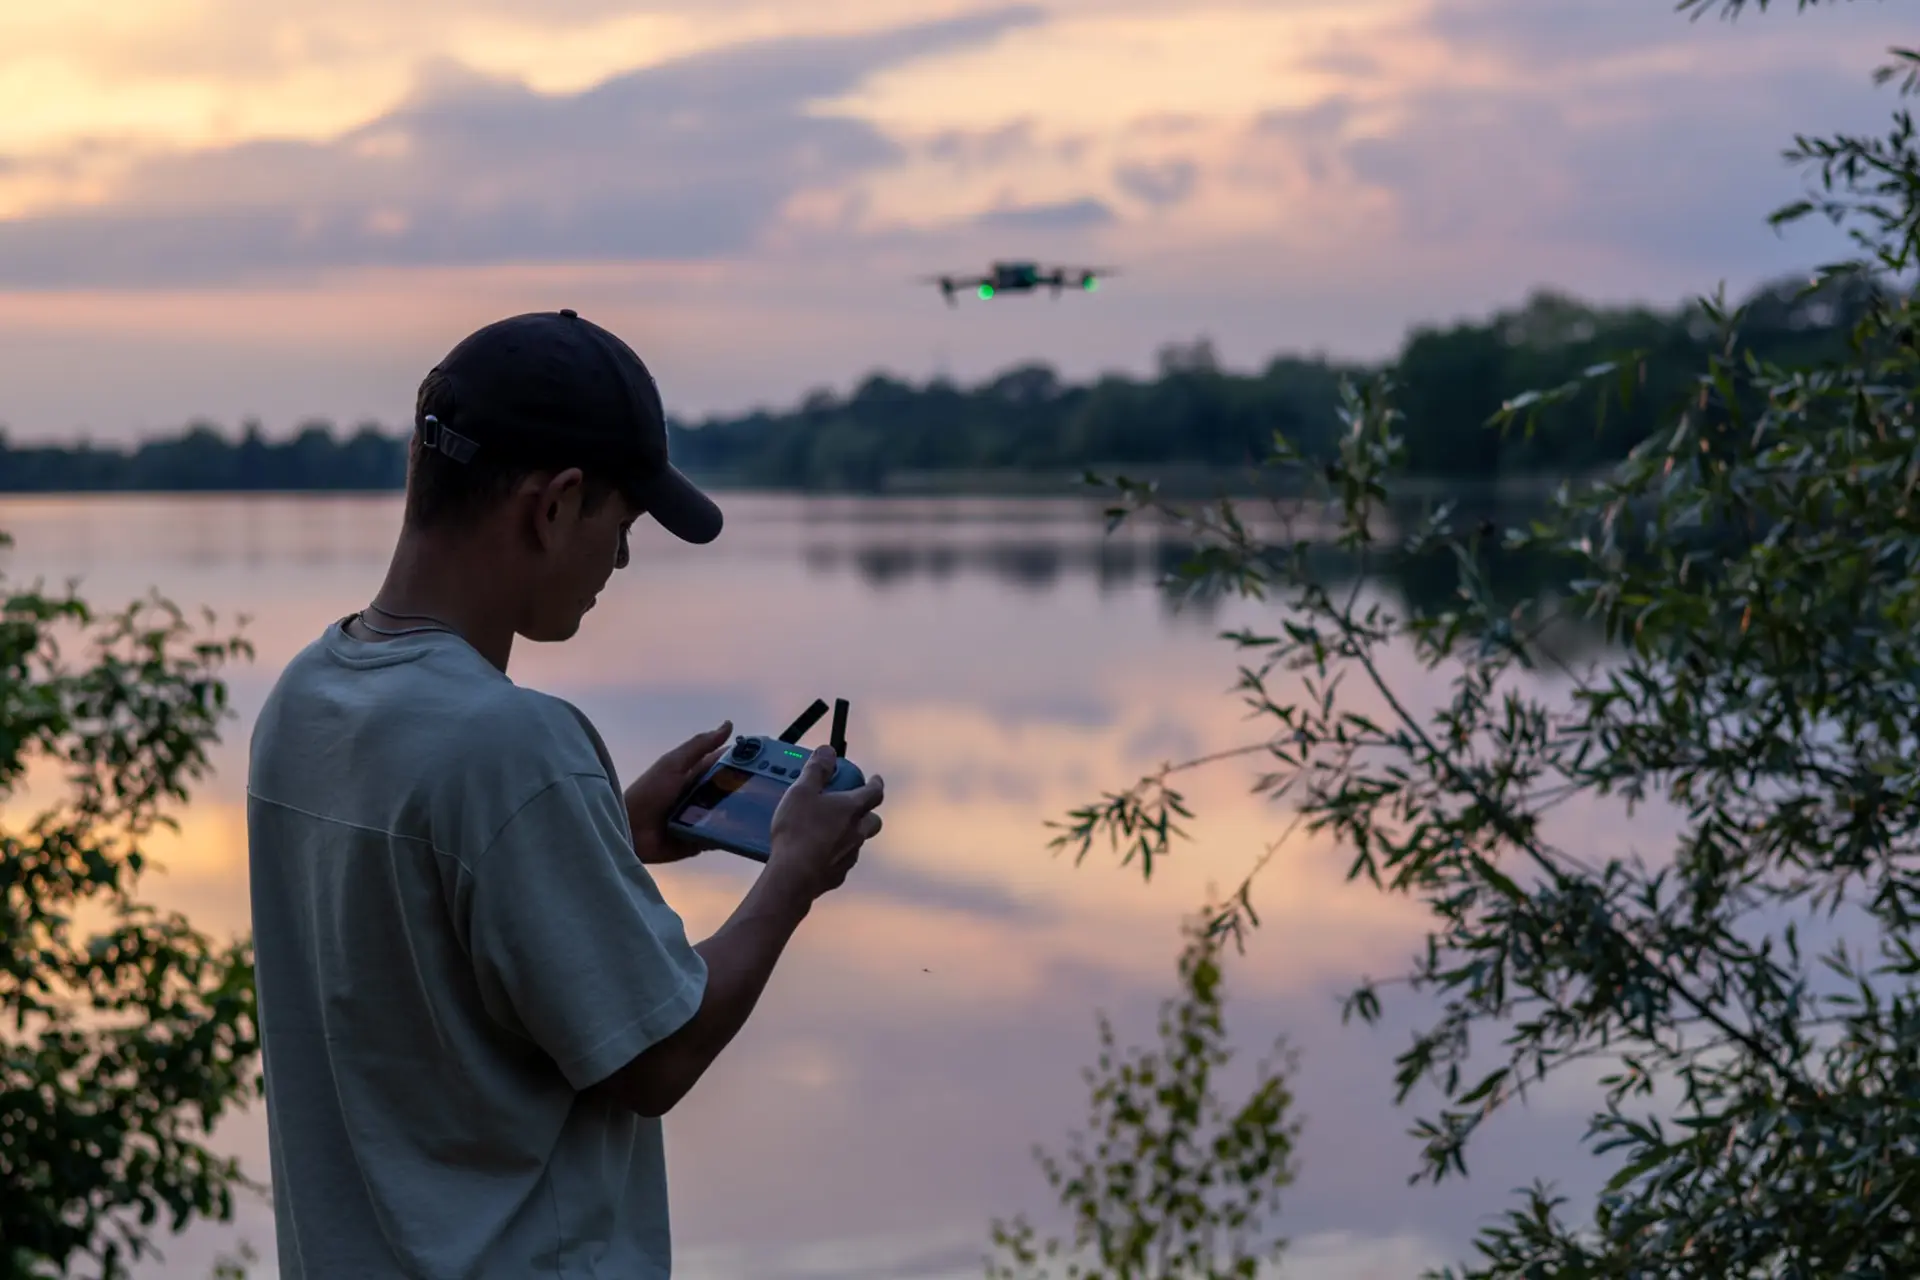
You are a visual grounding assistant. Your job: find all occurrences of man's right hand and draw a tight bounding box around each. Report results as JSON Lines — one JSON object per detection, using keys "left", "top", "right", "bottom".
{"left": 611, "top": 744, "right": 886, "bottom": 1118}
{"left": 767, "top": 743, "right": 884, "bottom": 900}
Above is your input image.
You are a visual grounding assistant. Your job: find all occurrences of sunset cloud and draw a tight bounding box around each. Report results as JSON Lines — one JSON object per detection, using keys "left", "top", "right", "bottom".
{"left": 0, "top": 0, "right": 1910, "bottom": 441}
{"left": 0, "top": 8, "right": 1044, "bottom": 287}
{"left": 1113, "top": 156, "right": 1199, "bottom": 208}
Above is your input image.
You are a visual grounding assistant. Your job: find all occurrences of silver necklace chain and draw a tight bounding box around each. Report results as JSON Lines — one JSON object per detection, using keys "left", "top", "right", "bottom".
{"left": 354, "top": 603, "right": 460, "bottom": 639}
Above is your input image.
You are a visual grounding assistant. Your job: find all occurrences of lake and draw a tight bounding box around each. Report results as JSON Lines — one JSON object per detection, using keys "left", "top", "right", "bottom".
{"left": 0, "top": 492, "right": 1625, "bottom": 1280}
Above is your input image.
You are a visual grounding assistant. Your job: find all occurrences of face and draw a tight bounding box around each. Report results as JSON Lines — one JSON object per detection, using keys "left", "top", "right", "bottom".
{"left": 514, "top": 468, "right": 642, "bottom": 643}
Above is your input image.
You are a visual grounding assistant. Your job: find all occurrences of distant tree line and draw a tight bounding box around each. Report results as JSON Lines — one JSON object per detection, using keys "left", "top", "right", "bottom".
{"left": 0, "top": 422, "right": 406, "bottom": 493}
{"left": 0, "top": 273, "right": 1878, "bottom": 495}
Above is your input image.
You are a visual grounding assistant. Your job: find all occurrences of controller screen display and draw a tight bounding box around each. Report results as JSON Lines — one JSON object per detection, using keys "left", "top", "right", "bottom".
{"left": 674, "top": 765, "right": 788, "bottom": 847}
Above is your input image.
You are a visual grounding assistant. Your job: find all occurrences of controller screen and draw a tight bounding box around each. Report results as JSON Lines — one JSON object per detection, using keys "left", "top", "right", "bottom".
{"left": 674, "top": 764, "right": 788, "bottom": 847}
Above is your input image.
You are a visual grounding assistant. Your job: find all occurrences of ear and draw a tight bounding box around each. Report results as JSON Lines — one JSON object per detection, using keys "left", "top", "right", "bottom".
{"left": 527, "top": 467, "right": 589, "bottom": 550}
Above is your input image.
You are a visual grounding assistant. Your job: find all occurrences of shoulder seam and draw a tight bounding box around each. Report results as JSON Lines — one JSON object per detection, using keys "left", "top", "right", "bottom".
{"left": 245, "top": 771, "right": 611, "bottom": 876}
{"left": 245, "top": 789, "right": 462, "bottom": 867}
{"left": 472, "top": 771, "right": 617, "bottom": 874}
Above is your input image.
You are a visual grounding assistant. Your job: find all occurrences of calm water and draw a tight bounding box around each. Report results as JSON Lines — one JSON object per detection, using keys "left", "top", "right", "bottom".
{"left": 0, "top": 493, "right": 1624, "bottom": 1280}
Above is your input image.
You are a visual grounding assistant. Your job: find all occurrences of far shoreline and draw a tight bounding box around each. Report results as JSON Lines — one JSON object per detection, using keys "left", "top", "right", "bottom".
{"left": 0, "top": 466, "right": 1592, "bottom": 504}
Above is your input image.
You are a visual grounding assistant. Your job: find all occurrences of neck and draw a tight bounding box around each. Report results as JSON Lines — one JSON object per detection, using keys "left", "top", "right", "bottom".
{"left": 369, "top": 526, "right": 518, "bottom": 673}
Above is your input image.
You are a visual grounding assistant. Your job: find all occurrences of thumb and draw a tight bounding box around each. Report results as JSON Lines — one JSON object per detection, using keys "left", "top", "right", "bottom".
{"left": 792, "top": 743, "right": 837, "bottom": 792}
{"left": 673, "top": 719, "right": 733, "bottom": 768}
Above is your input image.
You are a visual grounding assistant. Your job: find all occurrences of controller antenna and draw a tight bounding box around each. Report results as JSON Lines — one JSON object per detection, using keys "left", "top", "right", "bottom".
{"left": 778, "top": 699, "right": 831, "bottom": 745}
{"left": 830, "top": 699, "right": 849, "bottom": 759}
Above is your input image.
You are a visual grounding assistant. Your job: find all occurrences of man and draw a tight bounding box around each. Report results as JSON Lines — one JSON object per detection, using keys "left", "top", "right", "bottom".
{"left": 245, "top": 309, "right": 884, "bottom": 1278}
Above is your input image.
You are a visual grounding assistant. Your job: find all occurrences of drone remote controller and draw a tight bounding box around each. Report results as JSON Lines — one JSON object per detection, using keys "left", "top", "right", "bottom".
{"left": 665, "top": 697, "right": 866, "bottom": 863}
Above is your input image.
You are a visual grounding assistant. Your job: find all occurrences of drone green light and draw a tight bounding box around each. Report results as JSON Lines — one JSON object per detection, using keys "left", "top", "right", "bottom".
{"left": 978, "top": 284, "right": 994, "bottom": 299}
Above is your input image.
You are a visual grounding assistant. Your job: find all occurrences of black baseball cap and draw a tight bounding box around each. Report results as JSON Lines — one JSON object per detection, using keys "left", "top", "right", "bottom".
{"left": 418, "top": 309, "right": 723, "bottom": 544}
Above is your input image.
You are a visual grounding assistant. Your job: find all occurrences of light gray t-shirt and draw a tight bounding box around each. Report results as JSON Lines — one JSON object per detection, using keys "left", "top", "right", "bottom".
{"left": 246, "top": 619, "right": 709, "bottom": 1278}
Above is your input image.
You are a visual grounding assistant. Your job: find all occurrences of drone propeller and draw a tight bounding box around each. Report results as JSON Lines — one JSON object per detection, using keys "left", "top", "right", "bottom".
{"left": 911, "top": 274, "right": 965, "bottom": 306}
{"left": 1065, "top": 265, "right": 1116, "bottom": 294}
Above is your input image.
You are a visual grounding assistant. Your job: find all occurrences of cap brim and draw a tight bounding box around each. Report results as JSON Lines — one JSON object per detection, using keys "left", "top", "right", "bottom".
{"left": 638, "top": 464, "right": 724, "bottom": 545}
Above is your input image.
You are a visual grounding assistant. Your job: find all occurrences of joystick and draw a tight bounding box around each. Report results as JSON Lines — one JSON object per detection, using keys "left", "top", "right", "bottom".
{"left": 665, "top": 697, "right": 869, "bottom": 863}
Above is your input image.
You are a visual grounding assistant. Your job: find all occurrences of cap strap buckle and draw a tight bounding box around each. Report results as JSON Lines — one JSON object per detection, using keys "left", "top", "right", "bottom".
{"left": 419, "top": 415, "right": 478, "bottom": 463}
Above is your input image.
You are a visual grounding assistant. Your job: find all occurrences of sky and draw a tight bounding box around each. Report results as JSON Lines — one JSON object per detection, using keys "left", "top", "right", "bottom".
{"left": 0, "top": 0, "right": 1909, "bottom": 445}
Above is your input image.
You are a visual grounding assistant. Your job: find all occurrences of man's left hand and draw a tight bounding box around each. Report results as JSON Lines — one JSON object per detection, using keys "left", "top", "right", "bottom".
{"left": 624, "top": 720, "right": 734, "bottom": 865}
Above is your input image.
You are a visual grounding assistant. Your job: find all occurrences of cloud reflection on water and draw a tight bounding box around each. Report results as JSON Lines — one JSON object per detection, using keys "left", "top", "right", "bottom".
{"left": 0, "top": 493, "right": 1652, "bottom": 1278}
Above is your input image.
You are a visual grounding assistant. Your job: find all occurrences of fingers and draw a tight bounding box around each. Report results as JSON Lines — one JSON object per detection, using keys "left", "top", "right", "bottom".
{"left": 693, "top": 741, "right": 729, "bottom": 778}
{"left": 793, "top": 743, "right": 837, "bottom": 792}
{"left": 827, "top": 846, "right": 861, "bottom": 890}
{"left": 671, "top": 720, "right": 733, "bottom": 769}
{"left": 832, "top": 816, "right": 879, "bottom": 878}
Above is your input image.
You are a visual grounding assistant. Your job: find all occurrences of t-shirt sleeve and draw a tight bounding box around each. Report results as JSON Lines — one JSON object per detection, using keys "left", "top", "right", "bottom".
{"left": 465, "top": 772, "right": 709, "bottom": 1091}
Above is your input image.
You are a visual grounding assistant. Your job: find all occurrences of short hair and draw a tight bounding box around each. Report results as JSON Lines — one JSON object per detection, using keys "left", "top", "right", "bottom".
{"left": 402, "top": 367, "right": 633, "bottom": 531}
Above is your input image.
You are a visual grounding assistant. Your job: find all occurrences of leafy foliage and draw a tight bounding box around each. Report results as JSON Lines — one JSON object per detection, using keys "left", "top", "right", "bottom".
{"left": 1046, "top": 15, "right": 1920, "bottom": 1279}
{"left": 988, "top": 909, "right": 1299, "bottom": 1279}
{"left": 0, "top": 539, "right": 261, "bottom": 1280}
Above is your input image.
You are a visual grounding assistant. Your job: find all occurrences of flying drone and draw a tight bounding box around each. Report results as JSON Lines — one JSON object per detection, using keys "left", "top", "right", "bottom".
{"left": 919, "top": 260, "right": 1118, "bottom": 306}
